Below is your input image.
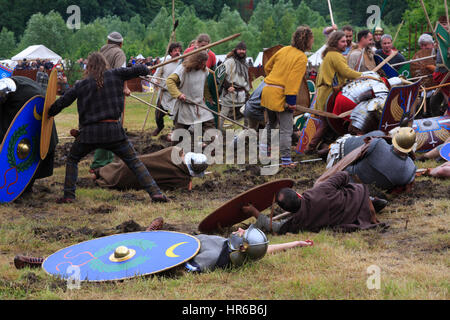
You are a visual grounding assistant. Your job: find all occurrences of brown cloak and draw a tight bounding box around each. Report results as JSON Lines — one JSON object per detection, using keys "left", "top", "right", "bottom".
{"left": 95, "top": 147, "right": 191, "bottom": 191}
{"left": 278, "top": 171, "right": 385, "bottom": 234}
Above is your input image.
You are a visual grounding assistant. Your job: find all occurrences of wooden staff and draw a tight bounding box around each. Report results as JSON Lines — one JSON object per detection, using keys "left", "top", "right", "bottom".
{"left": 130, "top": 94, "right": 169, "bottom": 115}
{"left": 147, "top": 78, "right": 249, "bottom": 129}
{"left": 446, "top": 0, "right": 450, "bottom": 32}
{"left": 419, "top": 0, "right": 439, "bottom": 44}
{"left": 371, "top": 50, "right": 398, "bottom": 73}
{"left": 327, "top": 0, "right": 335, "bottom": 26}
{"left": 269, "top": 193, "right": 276, "bottom": 233}
{"left": 295, "top": 105, "right": 352, "bottom": 119}
{"left": 392, "top": 20, "right": 404, "bottom": 45}
{"left": 407, "top": 74, "right": 432, "bottom": 82}
{"left": 432, "top": 73, "right": 450, "bottom": 97}
{"left": 423, "top": 81, "right": 450, "bottom": 92}
{"left": 390, "top": 55, "right": 436, "bottom": 67}
{"left": 208, "top": 68, "right": 221, "bottom": 114}
{"left": 147, "top": 33, "right": 241, "bottom": 72}
{"left": 273, "top": 211, "right": 293, "bottom": 221}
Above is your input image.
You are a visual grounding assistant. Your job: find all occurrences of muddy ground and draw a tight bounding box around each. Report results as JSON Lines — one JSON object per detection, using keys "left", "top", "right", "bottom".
{"left": 49, "top": 129, "right": 450, "bottom": 241}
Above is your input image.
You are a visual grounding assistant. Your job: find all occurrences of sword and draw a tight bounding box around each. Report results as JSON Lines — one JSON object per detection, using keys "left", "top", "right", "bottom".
{"left": 262, "top": 158, "right": 322, "bottom": 168}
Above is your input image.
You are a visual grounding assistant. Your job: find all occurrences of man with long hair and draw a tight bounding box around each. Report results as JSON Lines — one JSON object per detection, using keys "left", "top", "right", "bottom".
{"left": 166, "top": 51, "right": 215, "bottom": 143}
{"left": 48, "top": 52, "right": 168, "bottom": 204}
{"left": 260, "top": 26, "right": 314, "bottom": 167}
{"left": 90, "top": 32, "right": 130, "bottom": 172}
{"left": 305, "top": 31, "right": 362, "bottom": 154}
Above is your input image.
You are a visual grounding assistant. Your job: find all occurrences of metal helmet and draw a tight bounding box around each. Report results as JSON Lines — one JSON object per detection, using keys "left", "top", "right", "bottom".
{"left": 392, "top": 127, "right": 416, "bottom": 153}
{"left": 0, "top": 78, "right": 16, "bottom": 104}
{"left": 374, "top": 27, "right": 384, "bottom": 35}
{"left": 185, "top": 152, "right": 208, "bottom": 176}
{"left": 228, "top": 224, "right": 269, "bottom": 266}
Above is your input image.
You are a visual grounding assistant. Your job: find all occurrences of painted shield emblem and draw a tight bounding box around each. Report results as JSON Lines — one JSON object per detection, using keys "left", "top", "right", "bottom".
{"left": 378, "top": 80, "right": 421, "bottom": 133}
{"left": 295, "top": 115, "right": 323, "bottom": 154}
{"left": 42, "top": 231, "right": 201, "bottom": 282}
{"left": 413, "top": 116, "right": 450, "bottom": 152}
{"left": 0, "top": 96, "right": 43, "bottom": 203}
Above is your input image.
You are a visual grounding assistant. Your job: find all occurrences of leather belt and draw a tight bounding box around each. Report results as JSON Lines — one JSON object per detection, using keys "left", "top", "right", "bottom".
{"left": 99, "top": 119, "right": 119, "bottom": 123}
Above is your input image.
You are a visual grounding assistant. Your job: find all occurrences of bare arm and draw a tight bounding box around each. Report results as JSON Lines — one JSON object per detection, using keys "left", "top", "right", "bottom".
{"left": 267, "top": 240, "right": 313, "bottom": 254}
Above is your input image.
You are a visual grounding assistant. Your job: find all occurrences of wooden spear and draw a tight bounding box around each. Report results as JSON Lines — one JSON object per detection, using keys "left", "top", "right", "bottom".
{"left": 392, "top": 20, "right": 404, "bottom": 46}
{"left": 146, "top": 79, "right": 249, "bottom": 129}
{"left": 129, "top": 94, "right": 169, "bottom": 115}
{"left": 371, "top": 50, "right": 399, "bottom": 73}
{"left": 147, "top": 33, "right": 241, "bottom": 72}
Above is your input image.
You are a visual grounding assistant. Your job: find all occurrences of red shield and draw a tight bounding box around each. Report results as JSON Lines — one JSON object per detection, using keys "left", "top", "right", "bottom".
{"left": 198, "top": 179, "right": 295, "bottom": 233}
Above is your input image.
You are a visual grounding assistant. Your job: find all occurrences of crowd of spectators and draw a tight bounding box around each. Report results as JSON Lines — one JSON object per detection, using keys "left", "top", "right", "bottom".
{"left": 14, "top": 58, "right": 55, "bottom": 71}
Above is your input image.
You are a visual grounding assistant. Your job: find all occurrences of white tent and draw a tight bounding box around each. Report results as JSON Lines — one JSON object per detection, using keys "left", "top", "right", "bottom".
{"left": 308, "top": 44, "right": 326, "bottom": 67}
{"left": 11, "top": 45, "right": 62, "bottom": 63}
{"left": 135, "top": 54, "right": 145, "bottom": 60}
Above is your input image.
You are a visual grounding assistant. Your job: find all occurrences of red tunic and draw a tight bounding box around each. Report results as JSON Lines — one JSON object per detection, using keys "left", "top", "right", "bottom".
{"left": 333, "top": 92, "right": 357, "bottom": 121}
{"left": 184, "top": 46, "right": 216, "bottom": 69}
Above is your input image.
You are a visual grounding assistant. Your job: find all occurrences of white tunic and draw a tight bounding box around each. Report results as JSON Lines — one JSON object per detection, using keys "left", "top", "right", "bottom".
{"left": 155, "top": 55, "right": 180, "bottom": 113}
{"left": 172, "top": 64, "right": 214, "bottom": 125}
{"left": 219, "top": 57, "right": 250, "bottom": 108}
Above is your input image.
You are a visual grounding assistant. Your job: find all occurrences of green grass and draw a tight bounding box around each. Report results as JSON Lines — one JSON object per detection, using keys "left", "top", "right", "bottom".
{"left": 0, "top": 93, "right": 449, "bottom": 300}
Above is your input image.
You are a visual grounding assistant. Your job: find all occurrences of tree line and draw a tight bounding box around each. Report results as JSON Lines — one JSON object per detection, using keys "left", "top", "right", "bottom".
{"left": 0, "top": 0, "right": 446, "bottom": 64}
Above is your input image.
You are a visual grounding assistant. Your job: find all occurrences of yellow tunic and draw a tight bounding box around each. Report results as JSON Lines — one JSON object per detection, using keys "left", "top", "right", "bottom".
{"left": 261, "top": 46, "right": 307, "bottom": 112}
{"left": 315, "top": 51, "right": 362, "bottom": 111}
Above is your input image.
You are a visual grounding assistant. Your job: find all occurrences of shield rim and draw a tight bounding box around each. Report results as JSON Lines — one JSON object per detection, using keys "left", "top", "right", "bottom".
{"left": 440, "top": 142, "right": 450, "bottom": 161}
{"left": 40, "top": 68, "right": 57, "bottom": 160}
{"left": 0, "top": 95, "right": 44, "bottom": 203}
{"left": 198, "top": 179, "right": 295, "bottom": 233}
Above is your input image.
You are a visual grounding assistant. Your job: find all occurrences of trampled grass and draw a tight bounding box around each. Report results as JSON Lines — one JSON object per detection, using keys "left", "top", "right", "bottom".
{"left": 0, "top": 92, "right": 448, "bottom": 300}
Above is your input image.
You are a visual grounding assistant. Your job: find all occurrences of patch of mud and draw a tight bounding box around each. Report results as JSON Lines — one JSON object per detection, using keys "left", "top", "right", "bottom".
{"left": 162, "top": 222, "right": 200, "bottom": 235}
{"left": 114, "top": 220, "right": 144, "bottom": 233}
{"left": 88, "top": 205, "right": 115, "bottom": 215}
{"left": 33, "top": 226, "right": 107, "bottom": 241}
{"left": 111, "top": 193, "right": 146, "bottom": 202}
{"left": 77, "top": 177, "right": 97, "bottom": 189}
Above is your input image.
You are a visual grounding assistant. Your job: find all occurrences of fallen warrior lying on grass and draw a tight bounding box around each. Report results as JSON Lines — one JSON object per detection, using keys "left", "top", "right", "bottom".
{"left": 242, "top": 171, "right": 389, "bottom": 234}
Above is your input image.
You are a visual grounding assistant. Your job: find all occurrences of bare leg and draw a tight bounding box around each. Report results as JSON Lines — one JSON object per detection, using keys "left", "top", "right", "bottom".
{"left": 429, "top": 162, "right": 450, "bottom": 178}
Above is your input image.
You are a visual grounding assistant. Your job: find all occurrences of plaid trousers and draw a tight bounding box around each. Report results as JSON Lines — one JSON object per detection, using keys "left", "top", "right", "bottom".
{"left": 63, "top": 139, "right": 161, "bottom": 199}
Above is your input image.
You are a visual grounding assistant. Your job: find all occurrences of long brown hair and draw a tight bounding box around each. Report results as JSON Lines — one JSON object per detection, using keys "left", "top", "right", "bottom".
{"left": 182, "top": 51, "right": 208, "bottom": 72}
{"left": 322, "top": 31, "right": 346, "bottom": 58}
{"left": 291, "top": 26, "right": 313, "bottom": 52}
{"left": 84, "top": 52, "right": 110, "bottom": 89}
